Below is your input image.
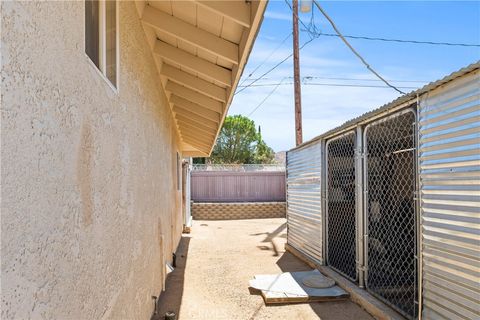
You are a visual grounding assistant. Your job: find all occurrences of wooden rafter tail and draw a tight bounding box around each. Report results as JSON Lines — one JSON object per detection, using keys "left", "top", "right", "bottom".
{"left": 166, "top": 81, "right": 224, "bottom": 113}
{"left": 142, "top": 4, "right": 239, "bottom": 64}
{"left": 194, "top": 0, "right": 251, "bottom": 28}
{"left": 154, "top": 41, "right": 232, "bottom": 87}
{"left": 172, "top": 98, "right": 220, "bottom": 123}
{"left": 173, "top": 104, "right": 220, "bottom": 124}
{"left": 161, "top": 64, "right": 227, "bottom": 102}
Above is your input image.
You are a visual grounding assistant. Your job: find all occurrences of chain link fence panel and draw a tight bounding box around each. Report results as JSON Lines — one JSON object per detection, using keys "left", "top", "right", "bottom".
{"left": 192, "top": 164, "right": 285, "bottom": 172}
{"left": 326, "top": 132, "right": 357, "bottom": 282}
{"left": 365, "top": 110, "right": 417, "bottom": 319}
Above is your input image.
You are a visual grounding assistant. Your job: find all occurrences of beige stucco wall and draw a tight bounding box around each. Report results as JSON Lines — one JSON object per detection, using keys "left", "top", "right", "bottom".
{"left": 1, "top": 1, "right": 183, "bottom": 319}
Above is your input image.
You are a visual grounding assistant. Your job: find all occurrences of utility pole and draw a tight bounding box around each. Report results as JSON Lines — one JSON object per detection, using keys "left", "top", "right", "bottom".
{"left": 292, "top": 0, "right": 303, "bottom": 146}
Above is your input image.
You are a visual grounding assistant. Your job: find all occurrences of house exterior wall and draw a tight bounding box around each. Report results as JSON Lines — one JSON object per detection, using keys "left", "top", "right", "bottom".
{"left": 1, "top": 2, "right": 183, "bottom": 319}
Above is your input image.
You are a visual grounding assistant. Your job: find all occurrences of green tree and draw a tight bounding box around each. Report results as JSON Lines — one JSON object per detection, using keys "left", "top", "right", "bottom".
{"left": 208, "top": 115, "right": 275, "bottom": 164}
{"left": 253, "top": 125, "right": 275, "bottom": 164}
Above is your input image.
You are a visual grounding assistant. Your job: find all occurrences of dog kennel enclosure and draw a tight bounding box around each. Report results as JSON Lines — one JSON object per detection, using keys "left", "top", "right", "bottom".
{"left": 286, "top": 63, "right": 479, "bottom": 320}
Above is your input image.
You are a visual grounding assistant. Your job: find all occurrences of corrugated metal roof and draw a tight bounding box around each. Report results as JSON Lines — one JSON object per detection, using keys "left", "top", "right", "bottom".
{"left": 292, "top": 61, "right": 480, "bottom": 151}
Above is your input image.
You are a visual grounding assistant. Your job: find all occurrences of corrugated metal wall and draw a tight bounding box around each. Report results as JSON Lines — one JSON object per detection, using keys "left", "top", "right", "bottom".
{"left": 286, "top": 141, "right": 323, "bottom": 264}
{"left": 419, "top": 70, "right": 480, "bottom": 320}
{"left": 191, "top": 171, "right": 286, "bottom": 202}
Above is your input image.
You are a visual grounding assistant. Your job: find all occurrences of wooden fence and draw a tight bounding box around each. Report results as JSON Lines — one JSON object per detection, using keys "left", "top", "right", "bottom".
{"left": 191, "top": 171, "right": 286, "bottom": 202}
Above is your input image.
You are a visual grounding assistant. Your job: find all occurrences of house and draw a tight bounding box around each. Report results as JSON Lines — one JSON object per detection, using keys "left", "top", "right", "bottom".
{"left": 1, "top": 1, "right": 266, "bottom": 318}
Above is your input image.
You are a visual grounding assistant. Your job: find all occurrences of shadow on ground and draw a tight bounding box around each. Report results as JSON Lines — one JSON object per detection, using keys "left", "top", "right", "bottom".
{"left": 152, "top": 236, "right": 191, "bottom": 320}
{"left": 251, "top": 222, "right": 286, "bottom": 256}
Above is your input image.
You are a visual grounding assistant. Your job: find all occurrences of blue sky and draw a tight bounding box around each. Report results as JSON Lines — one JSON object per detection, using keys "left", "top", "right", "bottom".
{"left": 229, "top": 1, "right": 480, "bottom": 152}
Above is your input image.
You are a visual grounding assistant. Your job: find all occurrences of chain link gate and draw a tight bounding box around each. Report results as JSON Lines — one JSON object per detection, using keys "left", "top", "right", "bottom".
{"left": 364, "top": 110, "right": 417, "bottom": 319}
{"left": 326, "top": 132, "right": 357, "bottom": 281}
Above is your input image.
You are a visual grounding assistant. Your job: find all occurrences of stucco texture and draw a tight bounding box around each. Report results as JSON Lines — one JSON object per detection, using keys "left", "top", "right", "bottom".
{"left": 1, "top": 1, "right": 183, "bottom": 319}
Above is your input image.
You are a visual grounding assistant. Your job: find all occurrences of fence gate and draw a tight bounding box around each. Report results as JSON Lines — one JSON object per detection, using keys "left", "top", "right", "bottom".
{"left": 326, "top": 131, "right": 357, "bottom": 282}
{"left": 364, "top": 110, "right": 417, "bottom": 319}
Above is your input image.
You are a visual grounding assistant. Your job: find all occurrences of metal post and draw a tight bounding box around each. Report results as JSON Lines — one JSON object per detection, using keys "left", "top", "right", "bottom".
{"left": 355, "top": 126, "right": 365, "bottom": 288}
{"left": 415, "top": 95, "right": 423, "bottom": 320}
{"left": 321, "top": 139, "right": 327, "bottom": 265}
{"left": 292, "top": 0, "right": 303, "bottom": 146}
{"left": 362, "top": 126, "right": 369, "bottom": 288}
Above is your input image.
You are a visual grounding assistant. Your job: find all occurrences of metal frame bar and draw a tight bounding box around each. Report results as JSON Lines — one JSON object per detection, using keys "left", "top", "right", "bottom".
{"left": 321, "top": 139, "right": 327, "bottom": 266}
{"left": 286, "top": 150, "right": 290, "bottom": 250}
{"left": 355, "top": 126, "right": 365, "bottom": 288}
{"left": 415, "top": 96, "right": 423, "bottom": 320}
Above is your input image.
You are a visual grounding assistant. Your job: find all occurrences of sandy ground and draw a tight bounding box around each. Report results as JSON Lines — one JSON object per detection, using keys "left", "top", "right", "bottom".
{"left": 155, "top": 218, "right": 373, "bottom": 320}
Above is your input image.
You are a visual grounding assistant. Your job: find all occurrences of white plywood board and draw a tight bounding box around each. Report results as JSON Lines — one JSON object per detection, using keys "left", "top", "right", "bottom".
{"left": 249, "top": 270, "right": 349, "bottom": 304}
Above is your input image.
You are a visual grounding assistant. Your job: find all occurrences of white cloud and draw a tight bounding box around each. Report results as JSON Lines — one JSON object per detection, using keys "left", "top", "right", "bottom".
{"left": 264, "top": 11, "right": 292, "bottom": 22}
{"left": 264, "top": 9, "right": 328, "bottom": 26}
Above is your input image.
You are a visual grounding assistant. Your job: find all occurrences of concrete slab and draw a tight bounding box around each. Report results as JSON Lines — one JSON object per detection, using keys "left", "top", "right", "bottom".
{"left": 155, "top": 218, "right": 374, "bottom": 320}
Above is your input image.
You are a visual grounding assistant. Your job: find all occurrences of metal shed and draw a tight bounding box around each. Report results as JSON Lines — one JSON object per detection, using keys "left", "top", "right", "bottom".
{"left": 285, "top": 62, "right": 479, "bottom": 320}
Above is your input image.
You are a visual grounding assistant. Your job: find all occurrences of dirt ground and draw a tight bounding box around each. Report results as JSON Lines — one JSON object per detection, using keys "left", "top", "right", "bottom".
{"left": 155, "top": 218, "right": 373, "bottom": 320}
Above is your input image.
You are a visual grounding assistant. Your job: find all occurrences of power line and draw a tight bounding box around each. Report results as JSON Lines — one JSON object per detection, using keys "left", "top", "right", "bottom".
{"left": 239, "top": 82, "right": 419, "bottom": 89}
{"left": 234, "top": 35, "right": 319, "bottom": 95}
{"left": 284, "top": 0, "right": 405, "bottom": 94}
{"left": 284, "top": 0, "right": 318, "bottom": 39}
{"left": 285, "top": 0, "right": 479, "bottom": 47}
{"left": 239, "top": 75, "right": 429, "bottom": 85}
{"left": 311, "top": 0, "right": 406, "bottom": 94}
{"left": 247, "top": 78, "right": 288, "bottom": 116}
{"left": 244, "top": 79, "right": 419, "bottom": 117}
{"left": 240, "top": 0, "right": 423, "bottom": 96}
{"left": 306, "top": 83, "right": 417, "bottom": 89}
{"left": 242, "top": 2, "right": 478, "bottom": 116}
{"left": 317, "top": 32, "right": 480, "bottom": 47}
{"left": 303, "top": 76, "right": 427, "bottom": 83}
{"left": 239, "top": 33, "right": 292, "bottom": 87}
